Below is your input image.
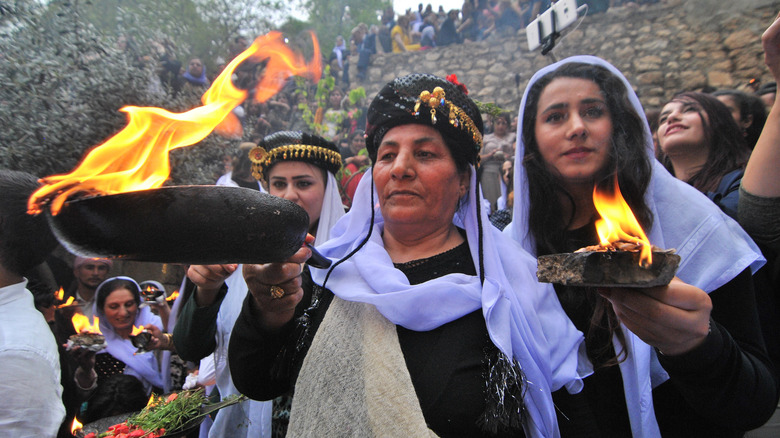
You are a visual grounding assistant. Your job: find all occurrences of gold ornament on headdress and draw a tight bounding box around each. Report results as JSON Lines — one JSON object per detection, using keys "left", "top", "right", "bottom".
{"left": 412, "top": 86, "right": 483, "bottom": 155}
{"left": 249, "top": 144, "right": 342, "bottom": 181}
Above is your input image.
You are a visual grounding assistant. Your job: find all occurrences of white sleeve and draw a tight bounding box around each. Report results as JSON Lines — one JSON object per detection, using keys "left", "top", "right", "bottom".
{"left": 0, "top": 351, "right": 65, "bottom": 437}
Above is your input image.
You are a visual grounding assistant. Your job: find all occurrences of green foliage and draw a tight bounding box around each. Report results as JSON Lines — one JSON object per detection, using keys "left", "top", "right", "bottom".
{"left": 348, "top": 87, "right": 366, "bottom": 106}
{"left": 0, "top": 0, "right": 238, "bottom": 185}
{"left": 475, "top": 100, "right": 506, "bottom": 119}
{"left": 294, "top": 66, "right": 365, "bottom": 138}
{"left": 0, "top": 0, "right": 153, "bottom": 177}
{"left": 298, "top": 0, "right": 391, "bottom": 55}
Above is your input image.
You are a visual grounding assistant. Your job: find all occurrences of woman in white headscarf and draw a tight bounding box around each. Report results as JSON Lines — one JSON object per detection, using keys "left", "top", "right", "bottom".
{"left": 173, "top": 131, "right": 344, "bottom": 438}
{"left": 228, "top": 73, "right": 588, "bottom": 438}
{"left": 505, "top": 55, "right": 777, "bottom": 436}
{"left": 91, "top": 277, "right": 173, "bottom": 394}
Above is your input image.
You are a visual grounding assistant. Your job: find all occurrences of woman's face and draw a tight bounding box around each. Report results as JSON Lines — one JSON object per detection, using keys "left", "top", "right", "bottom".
{"left": 188, "top": 58, "right": 203, "bottom": 77}
{"left": 350, "top": 134, "right": 366, "bottom": 154}
{"left": 715, "top": 95, "right": 751, "bottom": 132}
{"left": 267, "top": 161, "right": 326, "bottom": 228}
{"left": 493, "top": 116, "right": 509, "bottom": 136}
{"left": 534, "top": 77, "right": 613, "bottom": 191}
{"left": 329, "top": 89, "right": 343, "bottom": 108}
{"left": 103, "top": 288, "right": 138, "bottom": 332}
{"left": 657, "top": 99, "right": 709, "bottom": 157}
{"left": 373, "top": 124, "right": 468, "bottom": 231}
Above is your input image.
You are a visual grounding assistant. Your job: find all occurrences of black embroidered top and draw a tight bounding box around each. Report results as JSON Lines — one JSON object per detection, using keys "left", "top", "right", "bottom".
{"left": 229, "top": 239, "right": 524, "bottom": 437}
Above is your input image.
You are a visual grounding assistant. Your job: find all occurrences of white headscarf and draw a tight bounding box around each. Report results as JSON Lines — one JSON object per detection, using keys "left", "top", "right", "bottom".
{"left": 505, "top": 55, "right": 765, "bottom": 436}
{"left": 314, "top": 172, "right": 345, "bottom": 244}
{"left": 310, "top": 166, "right": 589, "bottom": 437}
{"left": 94, "top": 276, "right": 166, "bottom": 394}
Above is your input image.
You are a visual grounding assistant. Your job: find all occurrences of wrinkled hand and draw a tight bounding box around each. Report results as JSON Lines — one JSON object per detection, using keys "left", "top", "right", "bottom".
{"left": 145, "top": 324, "right": 171, "bottom": 351}
{"left": 764, "top": 12, "right": 780, "bottom": 82}
{"left": 243, "top": 235, "right": 315, "bottom": 332}
{"left": 599, "top": 278, "right": 713, "bottom": 356}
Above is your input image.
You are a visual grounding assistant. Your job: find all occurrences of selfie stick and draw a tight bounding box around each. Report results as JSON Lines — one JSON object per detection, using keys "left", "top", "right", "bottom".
{"left": 540, "top": 9, "right": 560, "bottom": 57}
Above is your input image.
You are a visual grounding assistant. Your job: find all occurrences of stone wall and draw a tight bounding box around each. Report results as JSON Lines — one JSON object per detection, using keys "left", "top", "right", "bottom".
{"left": 352, "top": 0, "right": 780, "bottom": 112}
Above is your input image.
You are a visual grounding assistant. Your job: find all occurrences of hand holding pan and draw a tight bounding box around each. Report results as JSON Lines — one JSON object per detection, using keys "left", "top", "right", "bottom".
{"left": 45, "top": 186, "right": 331, "bottom": 268}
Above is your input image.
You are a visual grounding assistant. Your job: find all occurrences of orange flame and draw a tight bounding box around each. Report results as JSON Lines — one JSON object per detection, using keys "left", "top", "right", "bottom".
{"left": 72, "top": 313, "right": 101, "bottom": 334}
{"left": 166, "top": 290, "right": 180, "bottom": 302}
{"left": 592, "top": 179, "right": 652, "bottom": 266}
{"left": 71, "top": 417, "right": 83, "bottom": 434}
{"left": 131, "top": 325, "right": 146, "bottom": 336}
{"left": 54, "top": 287, "right": 65, "bottom": 301}
{"left": 56, "top": 296, "right": 75, "bottom": 308}
{"left": 28, "top": 31, "right": 321, "bottom": 215}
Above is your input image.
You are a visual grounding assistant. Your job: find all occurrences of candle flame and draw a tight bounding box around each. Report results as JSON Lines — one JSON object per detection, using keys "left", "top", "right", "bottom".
{"left": 28, "top": 31, "right": 321, "bottom": 216}
{"left": 72, "top": 313, "right": 101, "bottom": 334}
{"left": 131, "top": 325, "right": 145, "bottom": 336}
{"left": 54, "top": 287, "right": 65, "bottom": 301}
{"left": 592, "top": 178, "right": 652, "bottom": 266}
{"left": 166, "top": 290, "right": 180, "bottom": 301}
{"left": 56, "top": 296, "right": 75, "bottom": 308}
{"left": 71, "top": 417, "right": 82, "bottom": 434}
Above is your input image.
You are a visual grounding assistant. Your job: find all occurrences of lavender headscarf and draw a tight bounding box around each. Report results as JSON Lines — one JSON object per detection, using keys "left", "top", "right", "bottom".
{"left": 94, "top": 276, "right": 166, "bottom": 393}
{"left": 310, "top": 165, "right": 589, "bottom": 437}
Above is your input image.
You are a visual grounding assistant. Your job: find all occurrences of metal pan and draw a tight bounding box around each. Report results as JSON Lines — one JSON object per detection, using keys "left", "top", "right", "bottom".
{"left": 46, "top": 186, "right": 330, "bottom": 267}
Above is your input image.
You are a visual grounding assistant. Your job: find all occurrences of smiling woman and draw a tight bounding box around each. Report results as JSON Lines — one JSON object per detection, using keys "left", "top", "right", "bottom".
{"left": 657, "top": 92, "right": 750, "bottom": 218}
{"left": 88, "top": 277, "right": 174, "bottom": 395}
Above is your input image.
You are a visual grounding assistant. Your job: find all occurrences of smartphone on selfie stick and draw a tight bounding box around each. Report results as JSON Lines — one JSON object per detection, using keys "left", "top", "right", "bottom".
{"left": 526, "top": 0, "right": 586, "bottom": 55}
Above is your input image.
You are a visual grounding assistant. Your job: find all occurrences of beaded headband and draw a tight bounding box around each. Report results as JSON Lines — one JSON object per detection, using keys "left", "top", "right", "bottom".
{"left": 413, "top": 86, "right": 483, "bottom": 152}
{"left": 249, "top": 144, "right": 343, "bottom": 181}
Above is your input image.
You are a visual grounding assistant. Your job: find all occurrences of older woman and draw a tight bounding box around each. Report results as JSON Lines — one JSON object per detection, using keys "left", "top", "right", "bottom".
{"left": 228, "top": 74, "right": 587, "bottom": 437}
{"left": 173, "top": 131, "right": 344, "bottom": 438}
{"left": 83, "top": 277, "right": 173, "bottom": 395}
{"left": 507, "top": 55, "right": 776, "bottom": 436}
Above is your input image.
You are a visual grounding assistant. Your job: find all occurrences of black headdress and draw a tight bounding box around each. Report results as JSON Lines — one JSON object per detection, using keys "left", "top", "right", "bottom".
{"left": 249, "top": 131, "right": 342, "bottom": 181}
{"left": 365, "top": 73, "right": 483, "bottom": 167}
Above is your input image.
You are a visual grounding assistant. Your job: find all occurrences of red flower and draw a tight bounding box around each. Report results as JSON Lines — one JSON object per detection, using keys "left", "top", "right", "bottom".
{"left": 446, "top": 74, "right": 468, "bottom": 95}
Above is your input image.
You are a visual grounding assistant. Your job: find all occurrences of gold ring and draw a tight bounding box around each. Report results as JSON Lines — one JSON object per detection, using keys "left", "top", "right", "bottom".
{"left": 269, "top": 285, "right": 285, "bottom": 299}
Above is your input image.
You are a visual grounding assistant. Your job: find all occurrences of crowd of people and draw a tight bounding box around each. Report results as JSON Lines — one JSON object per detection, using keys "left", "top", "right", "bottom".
{"left": 4, "top": 4, "right": 780, "bottom": 438}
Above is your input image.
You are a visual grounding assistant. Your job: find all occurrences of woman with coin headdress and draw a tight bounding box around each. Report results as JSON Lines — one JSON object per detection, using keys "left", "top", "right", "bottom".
{"left": 228, "top": 73, "right": 589, "bottom": 437}
{"left": 506, "top": 54, "right": 776, "bottom": 436}
{"left": 173, "top": 132, "right": 344, "bottom": 438}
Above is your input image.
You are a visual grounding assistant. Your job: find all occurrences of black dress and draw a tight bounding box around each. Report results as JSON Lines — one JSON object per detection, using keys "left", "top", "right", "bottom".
{"left": 229, "top": 241, "right": 525, "bottom": 437}
{"left": 551, "top": 223, "right": 778, "bottom": 437}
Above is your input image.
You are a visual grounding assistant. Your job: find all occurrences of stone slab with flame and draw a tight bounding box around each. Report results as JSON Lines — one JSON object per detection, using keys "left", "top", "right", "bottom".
{"left": 537, "top": 247, "right": 680, "bottom": 288}
{"left": 537, "top": 179, "right": 680, "bottom": 288}
{"left": 67, "top": 313, "right": 106, "bottom": 352}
